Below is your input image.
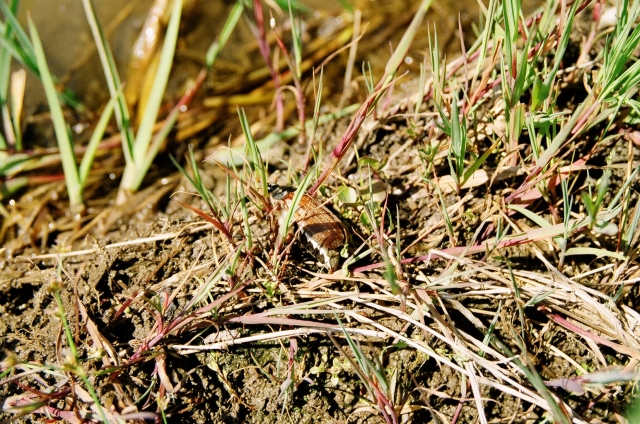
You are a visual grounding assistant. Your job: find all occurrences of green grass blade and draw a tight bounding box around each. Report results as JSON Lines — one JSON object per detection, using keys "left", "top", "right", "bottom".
{"left": 0, "top": 0, "right": 19, "bottom": 150}
{"left": 309, "top": 67, "right": 324, "bottom": 165}
{"left": 78, "top": 95, "right": 117, "bottom": 185}
{"left": 449, "top": 90, "right": 467, "bottom": 182}
{"left": 462, "top": 140, "right": 499, "bottom": 185}
{"left": 206, "top": 1, "right": 244, "bottom": 67}
{"left": 492, "top": 333, "right": 572, "bottom": 424}
{"left": 238, "top": 107, "right": 268, "bottom": 197}
{"left": 120, "top": 0, "right": 182, "bottom": 195}
{"left": 0, "top": 22, "right": 36, "bottom": 73}
{"left": 288, "top": 0, "right": 303, "bottom": 79}
{"left": 0, "top": 1, "right": 37, "bottom": 71}
{"left": 502, "top": 0, "right": 518, "bottom": 77}
{"left": 81, "top": 0, "right": 134, "bottom": 161}
{"left": 623, "top": 197, "right": 640, "bottom": 253}
{"left": 383, "top": 0, "right": 432, "bottom": 82}
{"left": 335, "top": 317, "right": 374, "bottom": 394}
{"left": 239, "top": 177, "right": 252, "bottom": 250}
{"left": 133, "top": 0, "right": 182, "bottom": 162}
{"left": 116, "top": 0, "right": 182, "bottom": 197}
{"left": 215, "top": 104, "right": 359, "bottom": 167}
{"left": 474, "top": 0, "right": 497, "bottom": 78}
{"left": 428, "top": 25, "right": 442, "bottom": 107}
{"left": 543, "top": 0, "right": 578, "bottom": 91}
{"left": 0, "top": 4, "right": 82, "bottom": 110}
{"left": 28, "top": 17, "right": 82, "bottom": 209}
{"left": 564, "top": 247, "right": 626, "bottom": 260}
{"left": 507, "top": 204, "right": 551, "bottom": 228}
{"left": 280, "top": 170, "right": 315, "bottom": 244}
{"left": 170, "top": 149, "right": 217, "bottom": 214}
{"left": 599, "top": 3, "right": 640, "bottom": 99}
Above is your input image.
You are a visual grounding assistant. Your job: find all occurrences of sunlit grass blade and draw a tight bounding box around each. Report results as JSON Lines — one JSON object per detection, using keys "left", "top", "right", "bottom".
{"left": 78, "top": 94, "right": 117, "bottom": 185}
{"left": 507, "top": 204, "right": 551, "bottom": 228}
{"left": 598, "top": 2, "right": 640, "bottom": 101}
{"left": 564, "top": 247, "right": 626, "bottom": 260}
{"left": 119, "top": 0, "right": 182, "bottom": 197}
{"left": 502, "top": 0, "right": 518, "bottom": 78}
{"left": 28, "top": 16, "right": 82, "bottom": 210}
{"left": 473, "top": 0, "right": 497, "bottom": 78}
{"left": 238, "top": 107, "right": 268, "bottom": 197}
{"left": 382, "top": 0, "right": 432, "bottom": 83}
{"left": 427, "top": 24, "right": 441, "bottom": 106}
{"left": 449, "top": 90, "right": 467, "bottom": 187}
{"left": 0, "top": 0, "right": 19, "bottom": 150}
{"left": 288, "top": 0, "right": 303, "bottom": 79}
{"left": 308, "top": 0, "right": 433, "bottom": 195}
{"left": 131, "top": 0, "right": 182, "bottom": 162}
{"left": 280, "top": 169, "right": 315, "bottom": 247}
{"left": 0, "top": 1, "right": 37, "bottom": 74}
{"left": 623, "top": 197, "right": 640, "bottom": 254}
{"left": 307, "top": 67, "right": 324, "bottom": 167}
{"left": 81, "top": 0, "right": 134, "bottom": 161}
{"left": 9, "top": 68, "right": 25, "bottom": 150}
{"left": 206, "top": 0, "right": 244, "bottom": 67}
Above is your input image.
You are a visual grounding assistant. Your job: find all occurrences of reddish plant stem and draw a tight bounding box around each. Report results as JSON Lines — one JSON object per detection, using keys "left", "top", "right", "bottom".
{"left": 540, "top": 307, "right": 640, "bottom": 359}
{"left": 128, "top": 281, "right": 249, "bottom": 362}
{"left": 307, "top": 104, "right": 369, "bottom": 196}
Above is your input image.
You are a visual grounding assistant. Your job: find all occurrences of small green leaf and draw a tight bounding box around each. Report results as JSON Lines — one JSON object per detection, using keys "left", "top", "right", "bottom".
{"left": 531, "top": 77, "right": 550, "bottom": 111}
{"left": 507, "top": 204, "right": 551, "bottom": 228}
{"left": 384, "top": 262, "right": 400, "bottom": 295}
{"left": 393, "top": 340, "right": 408, "bottom": 349}
{"left": 338, "top": 185, "right": 358, "bottom": 204}
{"left": 360, "top": 211, "right": 373, "bottom": 229}
{"left": 340, "top": 244, "right": 349, "bottom": 259}
{"left": 358, "top": 157, "right": 380, "bottom": 168}
{"left": 581, "top": 191, "right": 596, "bottom": 220}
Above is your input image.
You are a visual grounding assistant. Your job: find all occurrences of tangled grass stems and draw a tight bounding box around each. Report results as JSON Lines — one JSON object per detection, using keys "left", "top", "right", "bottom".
{"left": 4, "top": 0, "right": 640, "bottom": 421}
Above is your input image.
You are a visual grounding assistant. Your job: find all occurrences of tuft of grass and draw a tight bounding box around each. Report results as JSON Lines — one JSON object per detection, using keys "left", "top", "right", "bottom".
{"left": 115, "top": 0, "right": 183, "bottom": 201}
{"left": 82, "top": 0, "right": 243, "bottom": 205}
{"left": 331, "top": 318, "right": 398, "bottom": 424}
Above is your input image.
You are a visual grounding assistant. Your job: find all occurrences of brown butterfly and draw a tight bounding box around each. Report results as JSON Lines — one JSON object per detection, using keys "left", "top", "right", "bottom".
{"left": 269, "top": 184, "right": 348, "bottom": 269}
